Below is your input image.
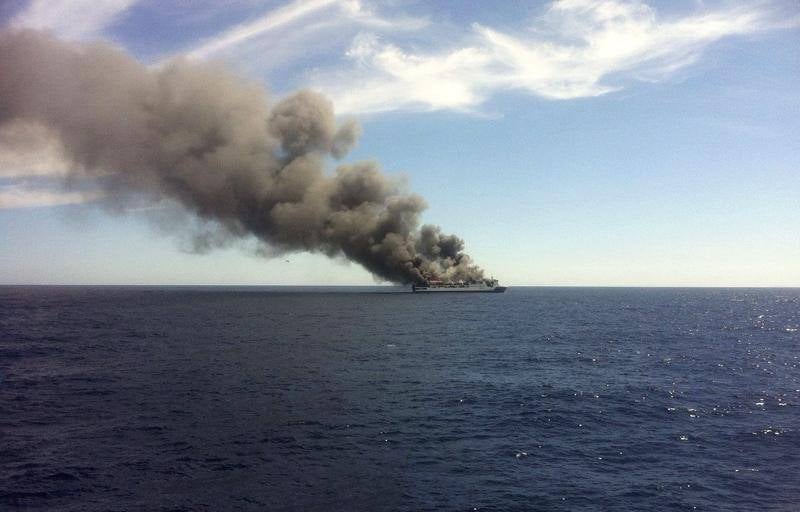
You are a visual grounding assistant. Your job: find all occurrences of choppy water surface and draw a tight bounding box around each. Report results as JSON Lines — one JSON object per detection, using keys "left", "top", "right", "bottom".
{"left": 1, "top": 286, "right": 798, "bottom": 511}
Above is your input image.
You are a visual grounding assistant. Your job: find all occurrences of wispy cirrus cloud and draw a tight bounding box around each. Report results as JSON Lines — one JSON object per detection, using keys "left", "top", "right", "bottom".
{"left": 0, "top": 122, "right": 97, "bottom": 210}
{"left": 11, "top": 0, "right": 138, "bottom": 39}
{"left": 312, "top": 0, "right": 798, "bottom": 115}
{"left": 186, "top": 0, "right": 338, "bottom": 60}
{"left": 185, "top": 0, "right": 427, "bottom": 61}
{"left": 0, "top": 182, "right": 102, "bottom": 210}
{"left": 0, "top": 121, "right": 70, "bottom": 179}
{"left": 0, "top": 118, "right": 103, "bottom": 211}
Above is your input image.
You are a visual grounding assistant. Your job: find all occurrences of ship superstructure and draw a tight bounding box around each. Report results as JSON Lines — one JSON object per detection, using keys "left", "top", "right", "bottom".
{"left": 411, "top": 277, "right": 507, "bottom": 293}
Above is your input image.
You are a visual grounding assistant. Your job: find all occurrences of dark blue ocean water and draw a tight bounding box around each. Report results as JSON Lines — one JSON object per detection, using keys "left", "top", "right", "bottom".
{"left": 1, "top": 286, "right": 798, "bottom": 511}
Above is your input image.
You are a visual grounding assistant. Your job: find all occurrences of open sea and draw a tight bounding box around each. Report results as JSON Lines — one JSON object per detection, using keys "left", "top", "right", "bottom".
{"left": 1, "top": 286, "right": 798, "bottom": 511}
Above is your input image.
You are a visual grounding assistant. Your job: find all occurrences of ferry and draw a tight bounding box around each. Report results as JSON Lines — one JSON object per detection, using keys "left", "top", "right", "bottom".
{"left": 411, "top": 278, "right": 507, "bottom": 293}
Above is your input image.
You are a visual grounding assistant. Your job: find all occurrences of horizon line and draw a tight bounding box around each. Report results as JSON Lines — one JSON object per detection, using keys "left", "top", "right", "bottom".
{"left": 1, "top": 283, "right": 799, "bottom": 289}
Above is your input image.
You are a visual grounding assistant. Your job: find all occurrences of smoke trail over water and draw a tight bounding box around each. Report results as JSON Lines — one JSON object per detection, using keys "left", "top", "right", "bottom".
{"left": 0, "top": 29, "right": 486, "bottom": 284}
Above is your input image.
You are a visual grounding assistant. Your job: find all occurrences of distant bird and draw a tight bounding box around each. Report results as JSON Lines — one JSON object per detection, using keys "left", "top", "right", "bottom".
{"left": 284, "top": 259, "right": 291, "bottom": 263}
{"left": 515, "top": 452, "right": 528, "bottom": 459}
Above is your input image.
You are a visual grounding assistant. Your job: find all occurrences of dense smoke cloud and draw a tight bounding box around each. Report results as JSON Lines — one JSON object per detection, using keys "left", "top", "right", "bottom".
{"left": 0, "top": 29, "right": 486, "bottom": 284}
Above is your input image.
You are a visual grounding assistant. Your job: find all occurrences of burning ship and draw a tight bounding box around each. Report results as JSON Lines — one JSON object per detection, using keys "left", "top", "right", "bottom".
{"left": 411, "top": 277, "right": 507, "bottom": 293}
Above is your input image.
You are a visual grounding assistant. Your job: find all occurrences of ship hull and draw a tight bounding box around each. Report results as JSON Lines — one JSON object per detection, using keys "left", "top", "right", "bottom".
{"left": 412, "top": 284, "right": 507, "bottom": 293}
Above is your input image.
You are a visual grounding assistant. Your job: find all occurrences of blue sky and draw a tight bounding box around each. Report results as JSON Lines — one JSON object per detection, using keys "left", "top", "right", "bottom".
{"left": 1, "top": 0, "right": 799, "bottom": 285}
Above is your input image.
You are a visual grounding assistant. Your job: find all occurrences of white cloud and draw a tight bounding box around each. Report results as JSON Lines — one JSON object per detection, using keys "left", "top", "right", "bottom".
{"left": 0, "top": 183, "right": 102, "bottom": 210}
{"left": 183, "top": 0, "right": 427, "bottom": 62}
{"left": 313, "top": 0, "right": 796, "bottom": 114}
{"left": 0, "top": 122, "right": 96, "bottom": 210}
{"left": 186, "top": 0, "right": 338, "bottom": 60}
{"left": 0, "top": 121, "right": 70, "bottom": 178}
{"left": 337, "top": 0, "right": 428, "bottom": 32}
{"left": 11, "top": 0, "right": 138, "bottom": 40}
{"left": 323, "top": 33, "right": 497, "bottom": 115}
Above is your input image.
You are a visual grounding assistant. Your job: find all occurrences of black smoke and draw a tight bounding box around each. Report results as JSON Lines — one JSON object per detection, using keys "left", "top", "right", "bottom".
{"left": 0, "top": 29, "right": 486, "bottom": 284}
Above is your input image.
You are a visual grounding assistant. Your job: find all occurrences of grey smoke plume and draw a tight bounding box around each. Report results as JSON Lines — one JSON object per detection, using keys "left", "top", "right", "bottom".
{"left": 0, "top": 29, "right": 486, "bottom": 284}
